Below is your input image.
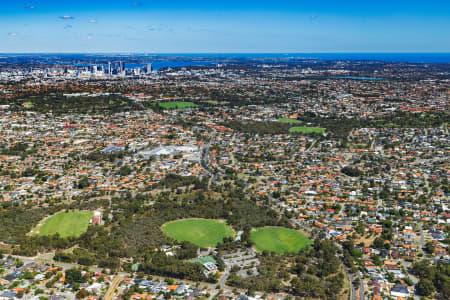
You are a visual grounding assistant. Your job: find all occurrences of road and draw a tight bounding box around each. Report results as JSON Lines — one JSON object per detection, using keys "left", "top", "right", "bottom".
{"left": 370, "top": 138, "right": 376, "bottom": 151}
{"left": 289, "top": 214, "right": 360, "bottom": 300}
{"left": 305, "top": 138, "right": 318, "bottom": 152}
{"left": 347, "top": 128, "right": 354, "bottom": 142}
{"left": 357, "top": 271, "right": 364, "bottom": 300}
{"left": 13, "top": 253, "right": 283, "bottom": 300}
{"left": 230, "top": 133, "right": 237, "bottom": 166}
{"left": 338, "top": 203, "right": 346, "bottom": 218}
{"left": 401, "top": 260, "right": 420, "bottom": 300}
{"left": 200, "top": 130, "right": 217, "bottom": 183}
{"left": 219, "top": 267, "right": 231, "bottom": 289}
{"left": 419, "top": 222, "right": 425, "bottom": 249}
{"left": 104, "top": 275, "right": 124, "bottom": 300}
{"left": 336, "top": 254, "right": 356, "bottom": 300}
{"left": 13, "top": 141, "right": 356, "bottom": 300}
{"left": 12, "top": 254, "right": 104, "bottom": 273}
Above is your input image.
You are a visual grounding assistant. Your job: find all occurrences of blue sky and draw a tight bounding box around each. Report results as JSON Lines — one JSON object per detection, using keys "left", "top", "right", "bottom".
{"left": 1, "top": 1, "right": 450, "bottom": 53}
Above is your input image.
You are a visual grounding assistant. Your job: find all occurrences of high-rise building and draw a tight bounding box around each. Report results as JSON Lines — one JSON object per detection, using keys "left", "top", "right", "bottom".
{"left": 119, "top": 61, "right": 124, "bottom": 72}
{"left": 146, "top": 63, "right": 152, "bottom": 74}
{"left": 108, "top": 62, "right": 112, "bottom": 75}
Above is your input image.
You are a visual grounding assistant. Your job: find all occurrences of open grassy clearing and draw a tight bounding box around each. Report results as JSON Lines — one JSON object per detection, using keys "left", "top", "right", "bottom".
{"left": 33, "top": 211, "right": 93, "bottom": 238}
{"left": 156, "top": 102, "right": 198, "bottom": 109}
{"left": 289, "top": 126, "right": 326, "bottom": 134}
{"left": 277, "top": 118, "right": 301, "bottom": 124}
{"left": 348, "top": 142, "right": 370, "bottom": 149}
{"left": 22, "top": 102, "right": 34, "bottom": 108}
{"left": 202, "top": 100, "right": 230, "bottom": 105}
{"left": 162, "top": 218, "right": 233, "bottom": 248}
{"left": 189, "top": 256, "right": 217, "bottom": 264}
{"left": 250, "top": 227, "right": 311, "bottom": 254}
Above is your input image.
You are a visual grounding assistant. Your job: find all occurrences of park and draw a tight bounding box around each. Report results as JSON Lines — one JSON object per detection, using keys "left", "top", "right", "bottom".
{"left": 289, "top": 126, "right": 326, "bottom": 134}
{"left": 33, "top": 211, "right": 93, "bottom": 238}
{"left": 250, "top": 227, "right": 311, "bottom": 254}
{"left": 156, "top": 102, "right": 198, "bottom": 110}
{"left": 162, "top": 218, "right": 234, "bottom": 248}
{"left": 277, "top": 118, "right": 301, "bottom": 124}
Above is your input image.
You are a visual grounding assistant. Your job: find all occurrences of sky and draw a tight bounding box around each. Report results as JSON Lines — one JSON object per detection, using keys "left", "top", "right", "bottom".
{"left": 1, "top": 0, "right": 450, "bottom": 53}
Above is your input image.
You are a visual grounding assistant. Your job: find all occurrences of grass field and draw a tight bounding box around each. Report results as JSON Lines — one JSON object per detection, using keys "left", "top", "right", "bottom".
{"left": 157, "top": 102, "right": 198, "bottom": 109}
{"left": 162, "top": 218, "right": 233, "bottom": 248}
{"left": 202, "top": 100, "right": 230, "bottom": 105}
{"left": 277, "top": 118, "right": 301, "bottom": 124}
{"left": 250, "top": 227, "right": 311, "bottom": 254}
{"left": 35, "top": 211, "right": 93, "bottom": 238}
{"left": 289, "top": 126, "right": 326, "bottom": 134}
{"left": 23, "top": 102, "right": 34, "bottom": 108}
{"left": 189, "top": 256, "right": 217, "bottom": 264}
{"left": 348, "top": 142, "right": 370, "bottom": 149}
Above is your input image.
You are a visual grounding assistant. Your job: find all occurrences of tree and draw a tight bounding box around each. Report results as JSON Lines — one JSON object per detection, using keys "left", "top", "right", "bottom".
{"left": 34, "top": 288, "right": 44, "bottom": 295}
{"left": 76, "top": 289, "right": 89, "bottom": 299}
{"left": 411, "top": 260, "right": 435, "bottom": 279}
{"left": 424, "top": 241, "right": 434, "bottom": 254}
{"left": 353, "top": 277, "right": 360, "bottom": 287}
{"left": 77, "top": 176, "right": 90, "bottom": 189}
{"left": 73, "top": 282, "right": 80, "bottom": 291}
{"left": 417, "top": 278, "right": 435, "bottom": 296}
{"left": 356, "top": 222, "right": 365, "bottom": 235}
{"left": 119, "top": 165, "right": 133, "bottom": 176}
{"left": 372, "top": 255, "right": 383, "bottom": 267}
{"left": 372, "top": 237, "right": 385, "bottom": 249}
{"left": 23, "top": 270, "right": 34, "bottom": 280}
{"left": 65, "top": 269, "right": 83, "bottom": 284}
{"left": 341, "top": 166, "right": 362, "bottom": 177}
{"left": 22, "top": 167, "right": 36, "bottom": 177}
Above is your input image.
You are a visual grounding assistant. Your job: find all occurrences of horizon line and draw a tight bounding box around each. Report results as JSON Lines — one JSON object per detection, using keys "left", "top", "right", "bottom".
{"left": 1, "top": 52, "right": 450, "bottom": 55}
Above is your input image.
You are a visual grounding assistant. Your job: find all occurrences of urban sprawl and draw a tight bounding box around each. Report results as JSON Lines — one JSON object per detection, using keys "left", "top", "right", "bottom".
{"left": 0, "top": 55, "right": 448, "bottom": 300}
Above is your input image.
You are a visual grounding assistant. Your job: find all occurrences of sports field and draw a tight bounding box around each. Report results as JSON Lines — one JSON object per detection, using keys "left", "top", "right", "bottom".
{"left": 277, "top": 118, "right": 301, "bottom": 124}
{"left": 202, "top": 100, "right": 230, "bottom": 105}
{"left": 250, "top": 227, "right": 311, "bottom": 254}
{"left": 157, "top": 102, "right": 198, "bottom": 109}
{"left": 289, "top": 126, "right": 326, "bottom": 134}
{"left": 23, "top": 102, "right": 34, "bottom": 108}
{"left": 162, "top": 218, "right": 233, "bottom": 248}
{"left": 189, "top": 256, "right": 217, "bottom": 264}
{"left": 35, "top": 211, "right": 93, "bottom": 238}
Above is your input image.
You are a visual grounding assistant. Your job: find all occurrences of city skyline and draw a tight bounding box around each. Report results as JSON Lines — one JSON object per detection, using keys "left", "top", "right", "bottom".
{"left": 1, "top": 0, "right": 450, "bottom": 53}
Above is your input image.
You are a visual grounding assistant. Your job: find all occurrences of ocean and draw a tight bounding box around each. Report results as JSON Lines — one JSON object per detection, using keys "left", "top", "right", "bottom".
{"left": 39, "top": 53, "right": 450, "bottom": 70}
{"left": 156, "top": 53, "right": 450, "bottom": 64}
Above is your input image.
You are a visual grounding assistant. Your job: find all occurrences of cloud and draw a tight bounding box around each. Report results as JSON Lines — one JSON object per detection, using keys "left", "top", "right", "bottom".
{"left": 8, "top": 32, "right": 17, "bottom": 37}
{"left": 89, "top": 20, "right": 98, "bottom": 24}
{"left": 59, "top": 15, "right": 74, "bottom": 20}
{"left": 24, "top": 5, "right": 36, "bottom": 9}
{"left": 64, "top": 25, "right": 73, "bottom": 30}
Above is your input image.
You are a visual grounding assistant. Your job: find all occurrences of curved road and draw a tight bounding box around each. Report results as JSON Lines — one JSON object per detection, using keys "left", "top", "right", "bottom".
{"left": 104, "top": 275, "right": 124, "bottom": 300}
